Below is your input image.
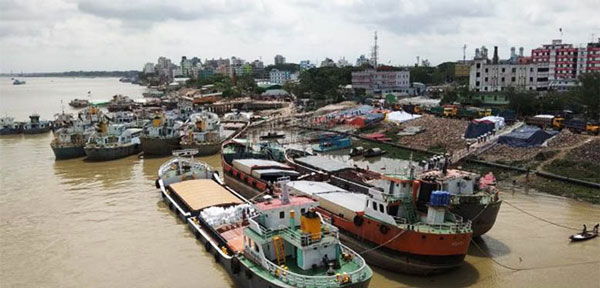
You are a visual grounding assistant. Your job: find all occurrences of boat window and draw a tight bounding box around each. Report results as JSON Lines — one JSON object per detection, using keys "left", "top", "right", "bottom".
{"left": 387, "top": 204, "right": 399, "bottom": 216}
{"left": 279, "top": 211, "right": 284, "bottom": 219}
{"left": 372, "top": 201, "right": 377, "bottom": 210}
{"left": 254, "top": 243, "right": 260, "bottom": 253}
{"left": 379, "top": 204, "right": 384, "bottom": 213}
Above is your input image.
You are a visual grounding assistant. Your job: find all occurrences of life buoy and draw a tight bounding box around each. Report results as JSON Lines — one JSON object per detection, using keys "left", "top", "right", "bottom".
{"left": 231, "top": 257, "right": 241, "bottom": 274}
{"left": 204, "top": 241, "right": 211, "bottom": 252}
{"left": 380, "top": 224, "right": 390, "bottom": 234}
{"left": 353, "top": 215, "right": 363, "bottom": 227}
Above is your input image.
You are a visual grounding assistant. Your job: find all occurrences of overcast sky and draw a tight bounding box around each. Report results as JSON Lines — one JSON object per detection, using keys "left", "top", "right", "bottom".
{"left": 1, "top": 0, "right": 599, "bottom": 73}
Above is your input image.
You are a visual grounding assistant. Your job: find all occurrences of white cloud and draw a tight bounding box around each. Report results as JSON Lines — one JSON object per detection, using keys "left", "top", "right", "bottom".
{"left": 0, "top": 0, "right": 598, "bottom": 72}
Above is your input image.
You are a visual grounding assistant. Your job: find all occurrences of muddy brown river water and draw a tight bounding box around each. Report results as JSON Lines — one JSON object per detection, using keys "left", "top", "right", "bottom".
{"left": 1, "top": 78, "right": 599, "bottom": 287}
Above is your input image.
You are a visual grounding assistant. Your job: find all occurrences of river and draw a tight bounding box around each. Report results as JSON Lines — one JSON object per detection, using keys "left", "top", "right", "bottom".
{"left": 1, "top": 78, "right": 599, "bottom": 287}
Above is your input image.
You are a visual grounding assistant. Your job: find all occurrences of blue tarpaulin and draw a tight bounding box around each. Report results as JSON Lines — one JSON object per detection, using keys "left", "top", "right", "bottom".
{"left": 464, "top": 120, "right": 495, "bottom": 139}
{"left": 497, "top": 125, "right": 558, "bottom": 147}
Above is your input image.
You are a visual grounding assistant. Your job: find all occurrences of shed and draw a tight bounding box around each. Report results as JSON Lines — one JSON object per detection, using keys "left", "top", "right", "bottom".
{"left": 497, "top": 125, "right": 558, "bottom": 147}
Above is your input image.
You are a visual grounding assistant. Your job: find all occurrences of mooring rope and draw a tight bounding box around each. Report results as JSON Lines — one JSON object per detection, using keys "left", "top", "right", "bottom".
{"left": 358, "top": 229, "right": 408, "bottom": 255}
{"left": 503, "top": 200, "right": 580, "bottom": 231}
{"left": 470, "top": 238, "right": 600, "bottom": 272}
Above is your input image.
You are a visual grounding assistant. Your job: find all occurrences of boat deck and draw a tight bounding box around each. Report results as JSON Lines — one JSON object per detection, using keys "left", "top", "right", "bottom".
{"left": 219, "top": 225, "right": 246, "bottom": 253}
{"left": 168, "top": 179, "right": 242, "bottom": 213}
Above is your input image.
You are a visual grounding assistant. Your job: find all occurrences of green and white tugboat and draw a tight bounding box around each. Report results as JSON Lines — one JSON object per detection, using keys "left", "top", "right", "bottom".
{"left": 156, "top": 151, "right": 372, "bottom": 288}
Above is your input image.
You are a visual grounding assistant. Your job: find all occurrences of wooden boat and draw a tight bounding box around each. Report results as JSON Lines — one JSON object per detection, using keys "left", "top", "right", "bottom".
{"left": 363, "top": 147, "right": 386, "bottom": 157}
{"left": 259, "top": 131, "right": 285, "bottom": 140}
{"left": 570, "top": 226, "right": 598, "bottom": 242}
{"left": 349, "top": 146, "right": 364, "bottom": 157}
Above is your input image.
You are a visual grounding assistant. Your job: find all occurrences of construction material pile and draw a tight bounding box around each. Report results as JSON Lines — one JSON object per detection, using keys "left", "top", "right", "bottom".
{"left": 568, "top": 139, "right": 600, "bottom": 163}
{"left": 546, "top": 129, "right": 590, "bottom": 148}
{"left": 200, "top": 204, "right": 255, "bottom": 227}
{"left": 396, "top": 115, "right": 469, "bottom": 153}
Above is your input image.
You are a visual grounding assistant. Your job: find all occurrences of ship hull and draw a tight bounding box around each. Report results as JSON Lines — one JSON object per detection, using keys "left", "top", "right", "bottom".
{"left": 84, "top": 144, "right": 140, "bottom": 161}
{"left": 0, "top": 128, "right": 22, "bottom": 135}
{"left": 450, "top": 200, "right": 502, "bottom": 238}
{"left": 51, "top": 145, "right": 86, "bottom": 159}
{"left": 181, "top": 142, "right": 222, "bottom": 157}
{"left": 140, "top": 136, "right": 181, "bottom": 156}
{"left": 338, "top": 231, "right": 465, "bottom": 275}
{"left": 23, "top": 127, "right": 52, "bottom": 134}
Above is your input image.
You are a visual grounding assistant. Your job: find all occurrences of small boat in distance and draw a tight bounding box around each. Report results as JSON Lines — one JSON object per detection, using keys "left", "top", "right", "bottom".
{"left": 259, "top": 131, "right": 285, "bottom": 140}
{"left": 313, "top": 136, "right": 352, "bottom": 152}
{"left": 84, "top": 122, "right": 142, "bottom": 161}
{"left": 69, "top": 99, "right": 89, "bottom": 108}
{"left": 363, "top": 147, "right": 386, "bottom": 158}
{"left": 570, "top": 224, "right": 598, "bottom": 242}
{"left": 22, "top": 114, "right": 52, "bottom": 134}
{"left": 0, "top": 117, "right": 22, "bottom": 135}
{"left": 13, "top": 79, "right": 26, "bottom": 85}
{"left": 349, "top": 146, "right": 365, "bottom": 157}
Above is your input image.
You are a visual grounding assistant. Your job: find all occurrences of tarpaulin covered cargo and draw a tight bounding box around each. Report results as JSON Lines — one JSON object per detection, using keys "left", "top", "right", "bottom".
{"left": 464, "top": 120, "right": 495, "bottom": 139}
{"left": 386, "top": 111, "right": 422, "bottom": 123}
{"left": 478, "top": 116, "right": 505, "bottom": 131}
{"left": 497, "top": 125, "right": 558, "bottom": 147}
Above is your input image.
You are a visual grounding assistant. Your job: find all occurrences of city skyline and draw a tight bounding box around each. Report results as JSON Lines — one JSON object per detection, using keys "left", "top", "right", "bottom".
{"left": 1, "top": 0, "right": 599, "bottom": 73}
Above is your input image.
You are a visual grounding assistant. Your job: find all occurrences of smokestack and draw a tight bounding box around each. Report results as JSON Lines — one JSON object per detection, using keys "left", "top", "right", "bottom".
{"left": 519, "top": 47, "right": 524, "bottom": 57}
{"left": 510, "top": 47, "right": 516, "bottom": 58}
{"left": 493, "top": 46, "right": 499, "bottom": 64}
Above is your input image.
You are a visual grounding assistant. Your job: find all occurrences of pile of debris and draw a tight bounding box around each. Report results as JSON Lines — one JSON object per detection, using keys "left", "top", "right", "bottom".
{"left": 396, "top": 115, "right": 469, "bottom": 153}
{"left": 546, "top": 129, "right": 590, "bottom": 148}
{"left": 479, "top": 145, "right": 544, "bottom": 163}
{"left": 568, "top": 139, "right": 600, "bottom": 163}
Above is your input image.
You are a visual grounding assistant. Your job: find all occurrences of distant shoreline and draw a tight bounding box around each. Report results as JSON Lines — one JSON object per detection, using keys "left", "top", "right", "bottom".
{"left": 1, "top": 71, "right": 140, "bottom": 78}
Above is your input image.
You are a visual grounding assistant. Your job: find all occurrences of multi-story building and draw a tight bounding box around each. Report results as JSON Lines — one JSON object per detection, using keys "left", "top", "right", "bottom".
{"left": 320, "top": 58, "right": 336, "bottom": 67}
{"left": 299, "top": 60, "right": 315, "bottom": 70}
{"left": 269, "top": 69, "right": 292, "bottom": 84}
{"left": 469, "top": 46, "right": 538, "bottom": 92}
{"left": 180, "top": 56, "right": 193, "bottom": 77}
{"left": 274, "top": 55, "right": 286, "bottom": 65}
{"left": 586, "top": 39, "right": 600, "bottom": 73}
{"left": 229, "top": 56, "right": 245, "bottom": 77}
{"left": 351, "top": 69, "right": 410, "bottom": 95}
{"left": 337, "top": 57, "right": 351, "bottom": 67}
{"left": 143, "top": 63, "right": 155, "bottom": 74}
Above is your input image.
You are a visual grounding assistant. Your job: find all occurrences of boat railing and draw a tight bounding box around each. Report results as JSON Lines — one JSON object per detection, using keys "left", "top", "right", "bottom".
{"left": 256, "top": 244, "right": 370, "bottom": 287}
{"left": 393, "top": 216, "right": 409, "bottom": 225}
{"left": 278, "top": 224, "right": 339, "bottom": 248}
{"left": 248, "top": 216, "right": 274, "bottom": 238}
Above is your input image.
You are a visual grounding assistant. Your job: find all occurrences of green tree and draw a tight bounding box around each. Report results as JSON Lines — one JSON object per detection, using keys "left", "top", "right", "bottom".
{"left": 575, "top": 72, "right": 600, "bottom": 121}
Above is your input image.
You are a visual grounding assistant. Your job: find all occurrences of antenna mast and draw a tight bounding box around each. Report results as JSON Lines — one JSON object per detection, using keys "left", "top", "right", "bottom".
{"left": 370, "top": 31, "right": 378, "bottom": 67}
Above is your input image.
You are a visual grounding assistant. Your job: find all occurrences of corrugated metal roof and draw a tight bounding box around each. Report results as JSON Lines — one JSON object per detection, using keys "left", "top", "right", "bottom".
{"left": 286, "top": 181, "right": 347, "bottom": 196}
{"left": 232, "top": 159, "right": 291, "bottom": 169}
{"left": 318, "top": 192, "right": 366, "bottom": 213}
{"left": 295, "top": 156, "right": 351, "bottom": 173}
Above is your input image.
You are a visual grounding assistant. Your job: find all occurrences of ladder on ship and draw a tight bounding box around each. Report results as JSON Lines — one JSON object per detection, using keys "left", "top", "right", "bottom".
{"left": 273, "top": 236, "right": 286, "bottom": 266}
{"left": 402, "top": 195, "right": 418, "bottom": 224}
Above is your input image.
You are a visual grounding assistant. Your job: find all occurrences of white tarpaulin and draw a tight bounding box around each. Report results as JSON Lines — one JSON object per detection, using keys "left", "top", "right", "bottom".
{"left": 387, "top": 111, "right": 422, "bottom": 123}
{"left": 477, "top": 116, "right": 506, "bottom": 131}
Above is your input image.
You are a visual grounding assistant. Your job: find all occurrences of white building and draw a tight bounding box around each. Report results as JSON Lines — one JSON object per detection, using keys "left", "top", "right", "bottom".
{"left": 337, "top": 57, "right": 351, "bottom": 67}
{"left": 143, "top": 63, "right": 155, "bottom": 74}
{"left": 351, "top": 70, "right": 410, "bottom": 95}
{"left": 469, "top": 46, "right": 538, "bottom": 92}
{"left": 269, "top": 69, "right": 292, "bottom": 84}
